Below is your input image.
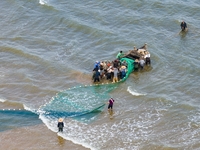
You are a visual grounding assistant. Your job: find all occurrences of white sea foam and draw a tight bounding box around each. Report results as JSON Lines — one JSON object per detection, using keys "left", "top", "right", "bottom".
{"left": 61, "top": 133, "right": 94, "bottom": 150}
{"left": 23, "top": 104, "right": 38, "bottom": 114}
{"left": 60, "top": 120, "right": 95, "bottom": 150}
{"left": 23, "top": 104, "right": 31, "bottom": 111}
{"left": 127, "top": 86, "right": 146, "bottom": 96}
{"left": 39, "top": 115, "right": 95, "bottom": 150}
{"left": 0, "top": 98, "right": 6, "bottom": 102}
{"left": 37, "top": 109, "right": 160, "bottom": 150}
{"left": 39, "top": 114, "right": 58, "bottom": 132}
{"left": 39, "top": 0, "right": 48, "bottom": 5}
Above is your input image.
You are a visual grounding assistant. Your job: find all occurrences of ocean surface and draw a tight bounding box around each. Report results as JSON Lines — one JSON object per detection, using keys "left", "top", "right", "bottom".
{"left": 0, "top": 0, "right": 200, "bottom": 150}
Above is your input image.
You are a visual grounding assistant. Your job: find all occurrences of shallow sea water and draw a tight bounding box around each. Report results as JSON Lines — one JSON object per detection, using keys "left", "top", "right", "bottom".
{"left": 0, "top": 0, "right": 200, "bottom": 150}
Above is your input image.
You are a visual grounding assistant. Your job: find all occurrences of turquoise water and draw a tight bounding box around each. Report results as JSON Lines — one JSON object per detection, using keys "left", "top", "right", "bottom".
{"left": 0, "top": 109, "right": 41, "bottom": 132}
{"left": 0, "top": 0, "right": 200, "bottom": 149}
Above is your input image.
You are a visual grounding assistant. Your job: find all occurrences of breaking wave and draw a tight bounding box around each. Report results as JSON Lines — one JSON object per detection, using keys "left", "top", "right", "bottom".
{"left": 127, "top": 86, "right": 146, "bottom": 96}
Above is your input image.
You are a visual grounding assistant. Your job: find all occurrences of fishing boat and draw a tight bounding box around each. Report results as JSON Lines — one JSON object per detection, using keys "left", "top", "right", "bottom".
{"left": 92, "top": 44, "right": 151, "bottom": 83}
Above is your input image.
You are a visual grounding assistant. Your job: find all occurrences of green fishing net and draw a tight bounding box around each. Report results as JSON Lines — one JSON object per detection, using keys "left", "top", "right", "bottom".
{"left": 39, "top": 58, "right": 135, "bottom": 118}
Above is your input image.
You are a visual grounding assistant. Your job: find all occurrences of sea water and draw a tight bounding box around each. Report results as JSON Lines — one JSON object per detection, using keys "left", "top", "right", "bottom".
{"left": 0, "top": 0, "right": 200, "bottom": 150}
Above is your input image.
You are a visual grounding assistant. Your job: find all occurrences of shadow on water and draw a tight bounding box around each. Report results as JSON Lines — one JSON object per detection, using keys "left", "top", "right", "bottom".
{"left": 0, "top": 109, "right": 42, "bottom": 132}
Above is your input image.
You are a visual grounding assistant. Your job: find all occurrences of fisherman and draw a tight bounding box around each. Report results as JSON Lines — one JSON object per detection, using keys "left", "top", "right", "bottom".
{"left": 108, "top": 98, "right": 115, "bottom": 110}
{"left": 144, "top": 51, "right": 151, "bottom": 65}
{"left": 94, "top": 70, "right": 100, "bottom": 82}
{"left": 139, "top": 43, "right": 147, "bottom": 50}
{"left": 134, "top": 59, "right": 139, "bottom": 71}
{"left": 133, "top": 46, "right": 137, "bottom": 51}
{"left": 120, "top": 65, "right": 126, "bottom": 79}
{"left": 113, "top": 59, "right": 119, "bottom": 68}
{"left": 112, "top": 67, "right": 119, "bottom": 83}
{"left": 57, "top": 118, "right": 64, "bottom": 132}
{"left": 94, "top": 61, "right": 100, "bottom": 70}
{"left": 106, "top": 66, "right": 113, "bottom": 80}
{"left": 139, "top": 57, "right": 145, "bottom": 70}
{"left": 180, "top": 21, "right": 187, "bottom": 31}
{"left": 116, "top": 51, "right": 123, "bottom": 60}
{"left": 121, "top": 60, "right": 127, "bottom": 68}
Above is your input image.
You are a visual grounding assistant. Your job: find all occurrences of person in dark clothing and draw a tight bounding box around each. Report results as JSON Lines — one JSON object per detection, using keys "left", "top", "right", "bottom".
{"left": 106, "top": 66, "right": 113, "bottom": 80}
{"left": 94, "top": 70, "right": 100, "bottom": 82}
{"left": 134, "top": 59, "right": 139, "bottom": 71}
{"left": 113, "top": 59, "right": 119, "bottom": 68}
{"left": 108, "top": 98, "right": 115, "bottom": 110}
{"left": 92, "top": 66, "right": 99, "bottom": 80}
{"left": 93, "top": 66, "right": 98, "bottom": 72}
{"left": 144, "top": 51, "right": 151, "bottom": 65}
{"left": 57, "top": 118, "right": 64, "bottom": 132}
{"left": 180, "top": 21, "right": 187, "bottom": 31}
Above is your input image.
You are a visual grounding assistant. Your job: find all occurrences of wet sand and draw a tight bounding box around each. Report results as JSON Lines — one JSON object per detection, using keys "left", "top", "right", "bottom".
{"left": 0, "top": 124, "right": 90, "bottom": 150}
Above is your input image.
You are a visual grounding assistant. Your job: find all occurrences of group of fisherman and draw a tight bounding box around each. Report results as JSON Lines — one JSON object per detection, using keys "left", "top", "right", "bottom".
{"left": 57, "top": 21, "right": 188, "bottom": 132}
{"left": 92, "top": 59, "right": 127, "bottom": 83}
{"left": 92, "top": 43, "right": 151, "bottom": 83}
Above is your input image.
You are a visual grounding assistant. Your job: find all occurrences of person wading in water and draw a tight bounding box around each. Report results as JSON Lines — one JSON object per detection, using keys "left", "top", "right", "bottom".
{"left": 108, "top": 98, "right": 115, "bottom": 110}
{"left": 180, "top": 21, "right": 187, "bottom": 31}
{"left": 57, "top": 118, "right": 64, "bottom": 132}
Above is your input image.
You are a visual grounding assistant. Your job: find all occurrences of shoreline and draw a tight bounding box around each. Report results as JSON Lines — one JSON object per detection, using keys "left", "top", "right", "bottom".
{"left": 0, "top": 124, "right": 90, "bottom": 150}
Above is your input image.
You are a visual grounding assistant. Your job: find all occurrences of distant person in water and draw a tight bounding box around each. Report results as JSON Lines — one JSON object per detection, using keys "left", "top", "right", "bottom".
{"left": 108, "top": 98, "right": 115, "bottom": 110}
{"left": 180, "top": 21, "right": 187, "bottom": 31}
{"left": 57, "top": 118, "right": 64, "bottom": 132}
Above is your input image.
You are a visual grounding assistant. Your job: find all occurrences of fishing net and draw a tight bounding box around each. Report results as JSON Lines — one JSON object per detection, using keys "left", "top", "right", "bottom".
{"left": 39, "top": 58, "right": 135, "bottom": 118}
{"left": 120, "top": 58, "right": 135, "bottom": 81}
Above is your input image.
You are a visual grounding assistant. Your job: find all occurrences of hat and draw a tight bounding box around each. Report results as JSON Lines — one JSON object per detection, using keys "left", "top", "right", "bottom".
{"left": 58, "top": 118, "right": 63, "bottom": 122}
{"left": 121, "top": 66, "right": 126, "bottom": 69}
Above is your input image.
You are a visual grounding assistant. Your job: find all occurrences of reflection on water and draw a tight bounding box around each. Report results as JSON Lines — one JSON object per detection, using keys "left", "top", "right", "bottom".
{"left": 108, "top": 109, "right": 114, "bottom": 119}
{"left": 57, "top": 135, "right": 65, "bottom": 146}
{"left": 180, "top": 30, "right": 188, "bottom": 39}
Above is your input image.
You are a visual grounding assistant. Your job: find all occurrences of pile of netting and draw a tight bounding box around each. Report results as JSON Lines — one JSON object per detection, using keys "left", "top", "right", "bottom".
{"left": 39, "top": 58, "right": 135, "bottom": 118}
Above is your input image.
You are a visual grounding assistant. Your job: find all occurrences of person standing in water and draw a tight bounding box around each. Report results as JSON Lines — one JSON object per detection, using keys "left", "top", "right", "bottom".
{"left": 180, "top": 21, "right": 187, "bottom": 31}
{"left": 108, "top": 98, "right": 115, "bottom": 110}
{"left": 57, "top": 118, "right": 64, "bottom": 132}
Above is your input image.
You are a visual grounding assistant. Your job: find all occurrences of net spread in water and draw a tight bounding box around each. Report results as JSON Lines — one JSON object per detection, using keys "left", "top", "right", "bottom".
{"left": 39, "top": 58, "right": 135, "bottom": 118}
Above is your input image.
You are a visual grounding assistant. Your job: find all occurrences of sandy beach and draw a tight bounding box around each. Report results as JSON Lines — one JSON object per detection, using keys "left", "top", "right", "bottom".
{"left": 0, "top": 124, "right": 89, "bottom": 150}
